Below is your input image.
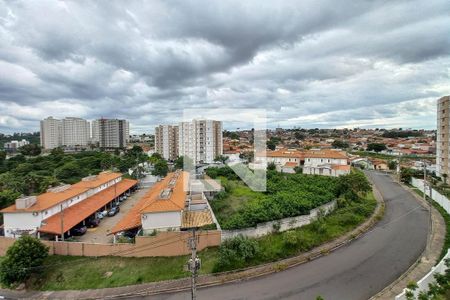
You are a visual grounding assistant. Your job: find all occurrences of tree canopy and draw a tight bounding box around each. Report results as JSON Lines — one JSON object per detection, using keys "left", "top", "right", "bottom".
{"left": 0, "top": 236, "right": 49, "bottom": 286}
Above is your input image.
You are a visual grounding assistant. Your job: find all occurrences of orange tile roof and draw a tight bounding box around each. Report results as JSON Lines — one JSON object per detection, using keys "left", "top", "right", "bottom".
{"left": 266, "top": 149, "right": 304, "bottom": 158}
{"left": 305, "top": 150, "right": 348, "bottom": 160}
{"left": 38, "top": 178, "right": 137, "bottom": 235}
{"left": 110, "top": 171, "right": 188, "bottom": 234}
{"left": 1, "top": 172, "right": 122, "bottom": 213}
{"left": 284, "top": 162, "right": 298, "bottom": 167}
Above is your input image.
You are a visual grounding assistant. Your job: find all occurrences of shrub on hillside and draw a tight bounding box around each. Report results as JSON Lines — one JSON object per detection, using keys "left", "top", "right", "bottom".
{"left": 0, "top": 235, "right": 49, "bottom": 286}
{"left": 213, "top": 235, "right": 259, "bottom": 272}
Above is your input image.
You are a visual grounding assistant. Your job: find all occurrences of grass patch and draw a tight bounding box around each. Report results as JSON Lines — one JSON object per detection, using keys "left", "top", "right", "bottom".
{"left": 29, "top": 247, "right": 218, "bottom": 291}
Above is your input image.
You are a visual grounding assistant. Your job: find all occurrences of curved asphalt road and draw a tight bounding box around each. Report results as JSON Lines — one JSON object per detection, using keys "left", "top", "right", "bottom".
{"left": 138, "top": 171, "right": 429, "bottom": 300}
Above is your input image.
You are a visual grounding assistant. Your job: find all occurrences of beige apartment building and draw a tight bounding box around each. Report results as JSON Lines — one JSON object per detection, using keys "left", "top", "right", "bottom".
{"left": 437, "top": 96, "right": 450, "bottom": 178}
{"left": 179, "top": 119, "right": 223, "bottom": 164}
{"left": 40, "top": 117, "right": 62, "bottom": 149}
{"left": 62, "top": 117, "right": 90, "bottom": 147}
{"left": 155, "top": 125, "right": 179, "bottom": 161}
{"left": 94, "top": 118, "right": 129, "bottom": 149}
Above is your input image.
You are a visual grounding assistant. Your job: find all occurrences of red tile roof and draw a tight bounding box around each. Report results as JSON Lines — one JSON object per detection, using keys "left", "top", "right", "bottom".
{"left": 110, "top": 171, "right": 188, "bottom": 234}
{"left": 1, "top": 172, "right": 122, "bottom": 213}
{"left": 38, "top": 178, "right": 137, "bottom": 235}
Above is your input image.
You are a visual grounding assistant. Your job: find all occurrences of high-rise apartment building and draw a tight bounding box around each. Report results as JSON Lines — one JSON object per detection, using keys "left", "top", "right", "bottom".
{"left": 40, "top": 117, "right": 62, "bottom": 149}
{"left": 178, "top": 119, "right": 223, "bottom": 164}
{"left": 62, "top": 117, "right": 90, "bottom": 147}
{"left": 91, "top": 119, "right": 99, "bottom": 143}
{"left": 437, "top": 96, "right": 450, "bottom": 178}
{"left": 155, "top": 125, "right": 179, "bottom": 160}
{"left": 95, "top": 118, "right": 129, "bottom": 148}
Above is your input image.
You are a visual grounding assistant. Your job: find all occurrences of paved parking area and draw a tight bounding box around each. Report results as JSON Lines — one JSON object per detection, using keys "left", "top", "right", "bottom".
{"left": 76, "top": 184, "right": 152, "bottom": 244}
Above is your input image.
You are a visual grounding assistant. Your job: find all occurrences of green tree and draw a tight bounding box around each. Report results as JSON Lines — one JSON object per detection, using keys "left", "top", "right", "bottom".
{"left": 388, "top": 160, "right": 398, "bottom": 170}
{"left": 267, "top": 162, "right": 276, "bottom": 171}
{"left": 214, "top": 155, "right": 228, "bottom": 164}
{"left": 332, "top": 140, "right": 349, "bottom": 149}
{"left": 336, "top": 170, "right": 372, "bottom": 201}
{"left": 267, "top": 140, "right": 276, "bottom": 150}
{"left": 213, "top": 235, "right": 259, "bottom": 272}
{"left": 0, "top": 150, "right": 6, "bottom": 162}
{"left": 18, "top": 144, "right": 41, "bottom": 156}
{"left": 55, "top": 161, "right": 88, "bottom": 183}
{"left": 153, "top": 159, "right": 168, "bottom": 177}
{"left": 0, "top": 190, "right": 20, "bottom": 210}
{"left": 0, "top": 236, "right": 49, "bottom": 286}
{"left": 367, "top": 143, "right": 387, "bottom": 152}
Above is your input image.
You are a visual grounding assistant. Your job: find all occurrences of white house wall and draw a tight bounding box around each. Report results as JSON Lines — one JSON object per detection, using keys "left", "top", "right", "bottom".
{"left": 141, "top": 211, "right": 182, "bottom": 232}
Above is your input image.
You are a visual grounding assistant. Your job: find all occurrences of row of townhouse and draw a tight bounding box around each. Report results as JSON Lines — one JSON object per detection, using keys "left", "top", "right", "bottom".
{"left": 265, "top": 148, "right": 350, "bottom": 176}
{"left": 1, "top": 171, "right": 137, "bottom": 239}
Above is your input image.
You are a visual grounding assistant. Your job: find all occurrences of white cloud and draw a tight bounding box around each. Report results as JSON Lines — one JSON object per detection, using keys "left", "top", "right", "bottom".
{"left": 0, "top": 0, "right": 449, "bottom": 134}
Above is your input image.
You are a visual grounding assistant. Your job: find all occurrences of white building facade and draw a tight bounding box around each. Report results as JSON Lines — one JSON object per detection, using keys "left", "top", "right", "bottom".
{"left": 4, "top": 139, "right": 30, "bottom": 150}
{"left": 40, "top": 117, "right": 63, "bottom": 149}
{"left": 437, "top": 96, "right": 450, "bottom": 178}
{"left": 303, "top": 150, "right": 350, "bottom": 177}
{"left": 62, "top": 117, "right": 90, "bottom": 147}
{"left": 178, "top": 119, "right": 223, "bottom": 164}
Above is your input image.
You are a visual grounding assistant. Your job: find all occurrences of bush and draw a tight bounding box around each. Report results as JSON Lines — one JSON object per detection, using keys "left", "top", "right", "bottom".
{"left": 0, "top": 236, "right": 49, "bottom": 286}
{"left": 213, "top": 235, "right": 259, "bottom": 272}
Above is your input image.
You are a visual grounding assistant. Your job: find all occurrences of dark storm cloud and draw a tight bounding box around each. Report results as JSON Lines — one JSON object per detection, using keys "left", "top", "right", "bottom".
{"left": 0, "top": 0, "right": 449, "bottom": 133}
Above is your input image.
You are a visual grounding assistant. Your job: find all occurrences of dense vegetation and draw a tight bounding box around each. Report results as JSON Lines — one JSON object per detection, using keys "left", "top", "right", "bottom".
{"left": 213, "top": 191, "right": 377, "bottom": 272}
{"left": 366, "top": 143, "right": 387, "bottom": 152}
{"left": 0, "top": 236, "right": 49, "bottom": 286}
{"left": 382, "top": 130, "right": 423, "bottom": 138}
{"left": 207, "top": 166, "right": 371, "bottom": 230}
{"left": 0, "top": 147, "right": 148, "bottom": 219}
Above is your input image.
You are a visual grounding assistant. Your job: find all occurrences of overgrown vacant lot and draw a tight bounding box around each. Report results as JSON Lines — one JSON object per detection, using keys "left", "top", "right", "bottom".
{"left": 207, "top": 168, "right": 340, "bottom": 230}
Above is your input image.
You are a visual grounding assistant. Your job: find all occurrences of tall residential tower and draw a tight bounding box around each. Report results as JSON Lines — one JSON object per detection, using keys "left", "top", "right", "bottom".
{"left": 40, "top": 117, "right": 62, "bottom": 149}
{"left": 437, "top": 96, "right": 450, "bottom": 178}
{"left": 178, "top": 119, "right": 223, "bottom": 164}
{"left": 154, "top": 125, "right": 179, "bottom": 160}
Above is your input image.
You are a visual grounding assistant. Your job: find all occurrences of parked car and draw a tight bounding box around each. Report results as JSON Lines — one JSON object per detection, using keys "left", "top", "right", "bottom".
{"left": 107, "top": 206, "right": 120, "bottom": 217}
{"left": 86, "top": 218, "right": 100, "bottom": 228}
{"left": 96, "top": 210, "right": 108, "bottom": 219}
{"left": 72, "top": 225, "right": 87, "bottom": 236}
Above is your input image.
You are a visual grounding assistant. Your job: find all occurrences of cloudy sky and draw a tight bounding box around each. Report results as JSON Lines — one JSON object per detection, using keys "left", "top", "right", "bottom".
{"left": 0, "top": 0, "right": 449, "bottom": 134}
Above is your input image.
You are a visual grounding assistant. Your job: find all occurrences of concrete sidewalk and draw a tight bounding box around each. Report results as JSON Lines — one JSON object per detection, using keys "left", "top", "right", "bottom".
{"left": 371, "top": 181, "right": 446, "bottom": 300}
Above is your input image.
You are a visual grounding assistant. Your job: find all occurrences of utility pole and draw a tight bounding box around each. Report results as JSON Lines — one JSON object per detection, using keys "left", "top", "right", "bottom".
{"left": 187, "top": 228, "right": 201, "bottom": 300}
{"left": 60, "top": 203, "right": 64, "bottom": 241}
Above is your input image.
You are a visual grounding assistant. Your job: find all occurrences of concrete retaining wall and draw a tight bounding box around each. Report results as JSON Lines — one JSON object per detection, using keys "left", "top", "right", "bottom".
{"left": 0, "top": 230, "right": 221, "bottom": 257}
{"left": 221, "top": 200, "right": 337, "bottom": 240}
